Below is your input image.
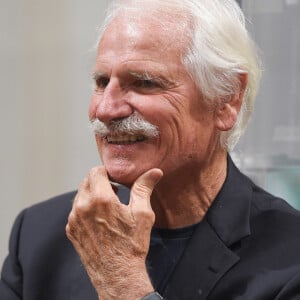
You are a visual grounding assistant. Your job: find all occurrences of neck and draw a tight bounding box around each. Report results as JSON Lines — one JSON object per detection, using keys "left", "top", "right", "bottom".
{"left": 151, "top": 150, "right": 228, "bottom": 229}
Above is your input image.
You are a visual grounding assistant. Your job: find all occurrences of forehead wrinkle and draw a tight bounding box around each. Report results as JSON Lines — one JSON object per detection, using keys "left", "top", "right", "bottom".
{"left": 95, "top": 17, "right": 192, "bottom": 84}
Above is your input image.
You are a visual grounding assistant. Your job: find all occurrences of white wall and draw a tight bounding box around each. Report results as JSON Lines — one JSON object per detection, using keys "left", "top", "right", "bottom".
{"left": 0, "top": 0, "right": 110, "bottom": 268}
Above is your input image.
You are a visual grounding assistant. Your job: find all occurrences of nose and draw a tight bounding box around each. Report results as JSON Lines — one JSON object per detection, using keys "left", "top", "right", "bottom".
{"left": 94, "top": 79, "right": 133, "bottom": 124}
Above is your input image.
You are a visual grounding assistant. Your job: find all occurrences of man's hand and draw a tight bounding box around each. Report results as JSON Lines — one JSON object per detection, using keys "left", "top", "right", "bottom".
{"left": 66, "top": 167, "right": 163, "bottom": 300}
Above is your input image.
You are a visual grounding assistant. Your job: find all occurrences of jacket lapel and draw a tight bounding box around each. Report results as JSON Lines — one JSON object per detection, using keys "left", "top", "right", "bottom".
{"left": 164, "top": 156, "right": 253, "bottom": 300}
{"left": 163, "top": 219, "right": 239, "bottom": 300}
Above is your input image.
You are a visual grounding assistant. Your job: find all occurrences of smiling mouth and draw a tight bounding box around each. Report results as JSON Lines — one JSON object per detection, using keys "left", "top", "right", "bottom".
{"left": 105, "top": 134, "right": 146, "bottom": 144}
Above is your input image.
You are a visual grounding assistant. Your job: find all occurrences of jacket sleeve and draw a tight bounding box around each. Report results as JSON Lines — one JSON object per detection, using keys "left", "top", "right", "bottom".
{"left": 0, "top": 210, "right": 26, "bottom": 300}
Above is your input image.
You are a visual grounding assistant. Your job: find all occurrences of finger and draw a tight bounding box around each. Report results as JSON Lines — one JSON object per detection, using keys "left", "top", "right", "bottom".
{"left": 72, "top": 167, "right": 118, "bottom": 219}
{"left": 73, "top": 177, "right": 89, "bottom": 202}
{"left": 129, "top": 168, "right": 163, "bottom": 211}
{"left": 88, "top": 166, "right": 118, "bottom": 202}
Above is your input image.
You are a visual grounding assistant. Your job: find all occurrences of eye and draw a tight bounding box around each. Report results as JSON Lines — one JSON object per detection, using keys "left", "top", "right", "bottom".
{"left": 94, "top": 75, "right": 110, "bottom": 91}
{"left": 134, "top": 79, "right": 161, "bottom": 89}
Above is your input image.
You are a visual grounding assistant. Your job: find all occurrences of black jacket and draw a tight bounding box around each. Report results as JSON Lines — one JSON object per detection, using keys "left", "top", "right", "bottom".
{"left": 1, "top": 158, "right": 300, "bottom": 299}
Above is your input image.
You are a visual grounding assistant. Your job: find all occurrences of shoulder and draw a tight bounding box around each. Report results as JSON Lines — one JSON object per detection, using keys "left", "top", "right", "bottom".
{"left": 25, "top": 190, "right": 77, "bottom": 215}
{"left": 14, "top": 186, "right": 130, "bottom": 238}
{"left": 213, "top": 167, "right": 300, "bottom": 298}
{"left": 227, "top": 158, "right": 300, "bottom": 258}
{"left": 228, "top": 156, "right": 300, "bottom": 230}
{"left": 15, "top": 191, "right": 77, "bottom": 260}
{"left": 1, "top": 191, "right": 78, "bottom": 298}
{"left": 15, "top": 191, "right": 77, "bottom": 239}
{"left": 15, "top": 186, "right": 130, "bottom": 245}
{"left": 250, "top": 183, "right": 300, "bottom": 233}
{"left": 22, "top": 190, "right": 76, "bottom": 225}
{"left": 8, "top": 191, "right": 76, "bottom": 241}
{"left": 243, "top": 181, "right": 300, "bottom": 268}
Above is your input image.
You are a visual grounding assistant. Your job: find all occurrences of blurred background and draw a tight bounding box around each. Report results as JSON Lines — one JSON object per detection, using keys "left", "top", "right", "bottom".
{"left": 234, "top": 0, "right": 300, "bottom": 210}
{"left": 0, "top": 0, "right": 109, "bottom": 267}
{"left": 0, "top": 0, "right": 299, "bottom": 267}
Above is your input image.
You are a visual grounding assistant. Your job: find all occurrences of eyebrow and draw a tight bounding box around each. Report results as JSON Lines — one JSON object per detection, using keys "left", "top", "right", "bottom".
{"left": 129, "top": 71, "right": 153, "bottom": 79}
{"left": 92, "top": 71, "right": 108, "bottom": 81}
{"left": 128, "top": 71, "right": 173, "bottom": 87}
{"left": 92, "top": 69, "right": 174, "bottom": 88}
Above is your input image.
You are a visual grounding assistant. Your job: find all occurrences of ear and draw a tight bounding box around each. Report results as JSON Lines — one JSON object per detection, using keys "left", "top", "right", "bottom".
{"left": 215, "top": 73, "right": 248, "bottom": 132}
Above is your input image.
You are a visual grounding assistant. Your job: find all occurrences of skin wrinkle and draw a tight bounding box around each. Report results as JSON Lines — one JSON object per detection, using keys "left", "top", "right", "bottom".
{"left": 150, "top": 129, "right": 225, "bottom": 227}
{"left": 150, "top": 71, "right": 207, "bottom": 171}
{"left": 152, "top": 168, "right": 213, "bottom": 227}
{"left": 152, "top": 92, "right": 194, "bottom": 169}
{"left": 93, "top": 60, "right": 182, "bottom": 96}
{"left": 153, "top": 84, "right": 214, "bottom": 173}
{"left": 89, "top": 243, "right": 143, "bottom": 299}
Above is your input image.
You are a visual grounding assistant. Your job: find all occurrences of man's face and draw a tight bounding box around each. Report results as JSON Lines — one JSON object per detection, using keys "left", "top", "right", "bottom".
{"left": 89, "top": 15, "right": 220, "bottom": 186}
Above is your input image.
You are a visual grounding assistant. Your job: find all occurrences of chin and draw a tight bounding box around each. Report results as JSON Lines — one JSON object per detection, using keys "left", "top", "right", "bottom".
{"left": 110, "top": 175, "right": 135, "bottom": 188}
{"left": 105, "top": 166, "right": 139, "bottom": 187}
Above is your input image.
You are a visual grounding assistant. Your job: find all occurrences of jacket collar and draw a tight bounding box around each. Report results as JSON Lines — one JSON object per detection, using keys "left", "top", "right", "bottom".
{"left": 206, "top": 155, "right": 252, "bottom": 246}
{"left": 163, "top": 155, "right": 252, "bottom": 300}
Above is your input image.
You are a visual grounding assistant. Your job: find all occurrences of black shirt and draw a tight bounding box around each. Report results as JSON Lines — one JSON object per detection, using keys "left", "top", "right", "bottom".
{"left": 146, "top": 223, "right": 199, "bottom": 294}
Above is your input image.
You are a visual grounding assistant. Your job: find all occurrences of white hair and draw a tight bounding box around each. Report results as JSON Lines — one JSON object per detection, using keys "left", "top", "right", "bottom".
{"left": 97, "top": 0, "right": 262, "bottom": 150}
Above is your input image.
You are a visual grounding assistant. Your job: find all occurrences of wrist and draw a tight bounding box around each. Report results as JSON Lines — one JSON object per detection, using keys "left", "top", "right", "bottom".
{"left": 141, "top": 291, "right": 163, "bottom": 300}
{"left": 94, "top": 267, "right": 154, "bottom": 300}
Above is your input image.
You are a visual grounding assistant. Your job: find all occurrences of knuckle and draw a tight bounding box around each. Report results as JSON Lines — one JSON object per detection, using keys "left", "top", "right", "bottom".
{"left": 65, "top": 222, "right": 75, "bottom": 240}
{"left": 135, "top": 208, "right": 155, "bottom": 221}
{"left": 67, "top": 210, "right": 76, "bottom": 224}
{"left": 90, "top": 194, "right": 113, "bottom": 209}
{"left": 65, "top": 224, "right": 72, "bottom": 239}
{"left": 73, "top": 199, "right": 94, "bottom": 216}
{"left": 73, "top": 194, "right": 115, "bottom": 216}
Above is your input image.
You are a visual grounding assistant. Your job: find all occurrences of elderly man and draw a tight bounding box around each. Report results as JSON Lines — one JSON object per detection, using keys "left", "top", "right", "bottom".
{"left": 1, "top": 0, "right": 300, "bottom": 299}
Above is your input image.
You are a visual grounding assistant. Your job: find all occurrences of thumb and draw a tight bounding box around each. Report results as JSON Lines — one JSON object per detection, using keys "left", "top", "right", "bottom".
{"left": 130, "top": 168, "right": 163, "bottom": 210}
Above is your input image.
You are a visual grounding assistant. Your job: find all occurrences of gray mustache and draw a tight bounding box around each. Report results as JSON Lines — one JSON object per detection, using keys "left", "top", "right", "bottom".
{"left": 90, "top": 113, "right": 159, "bottom": 138}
